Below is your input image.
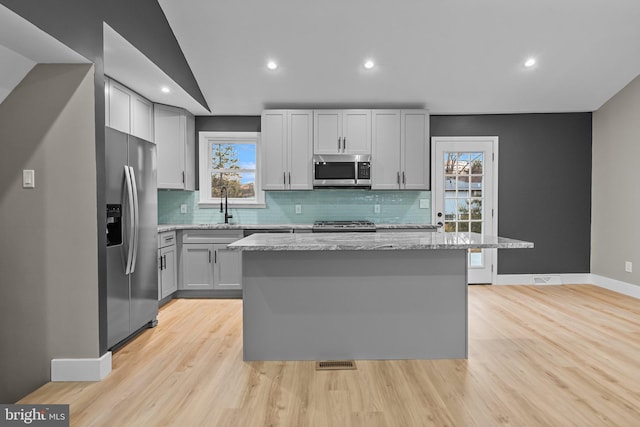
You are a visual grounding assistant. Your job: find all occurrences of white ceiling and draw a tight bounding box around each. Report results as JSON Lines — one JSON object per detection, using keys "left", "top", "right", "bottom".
{"left": 158, "top": 0, "right": 640, "bottom": 116}
{"left": 0, "top": 4, "right": 88, "bottom": 105}
{"left": 103, "top": 24, "right": 210, "bottom": 115}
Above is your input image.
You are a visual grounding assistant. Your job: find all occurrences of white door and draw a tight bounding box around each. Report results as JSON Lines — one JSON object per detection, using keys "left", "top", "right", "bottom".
{"left": 432, "top": 137, "right": 498, "bottom": 284}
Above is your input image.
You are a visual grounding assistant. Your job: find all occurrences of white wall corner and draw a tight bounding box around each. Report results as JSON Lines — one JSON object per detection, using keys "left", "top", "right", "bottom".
{"left": 495, "top": 273, "right": 640, "bottom": 300}
{"left": 495, "top": 273, "right": 591, "bottom": 286}
{"left": 51, "top": 351, "right": 112, "bottom": 382}
{"left": 591, "top": 274, "right": 640, "bottom": 299}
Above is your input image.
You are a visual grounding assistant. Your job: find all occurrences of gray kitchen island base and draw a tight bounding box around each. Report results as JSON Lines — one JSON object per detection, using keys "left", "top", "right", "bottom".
{"left": 242, "top": 249, "right": 468, "bottom": 361}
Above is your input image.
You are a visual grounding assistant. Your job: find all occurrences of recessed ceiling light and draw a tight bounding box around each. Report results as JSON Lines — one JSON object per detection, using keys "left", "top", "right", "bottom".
{"left": 161, "top": 86, "right": 170, "bottom": 93}
{"left": 364, "top": 59, "right": 375, "bottom": 70}
{"left": 524, "top": 58, "right": 536, "bottom": 68}
{"left": 267, "top": 60, "right": 278, "bottom": 70}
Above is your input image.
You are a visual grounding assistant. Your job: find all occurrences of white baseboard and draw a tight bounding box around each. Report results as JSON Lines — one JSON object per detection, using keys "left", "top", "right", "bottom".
{"left": 51, "top": 351, "right": 112, "bottom": 382}
{"left": 591, "top": 274, "right": 640, "bottom": 299}
{"left": 494, "top": 273, "right": 640, "bottom": 300}
{"left": 495, "top": 273, "right": 591, "bottom": 285}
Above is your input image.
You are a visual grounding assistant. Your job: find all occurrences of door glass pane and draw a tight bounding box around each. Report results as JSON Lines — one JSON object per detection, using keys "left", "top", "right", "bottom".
{"left": 470, "top": 199, "right": 482, "bottom": 220}
{"left": 444, "top": 177, "right": 457, "bottom": 194}
{"left": 445, "top": 199, "right": 456, "bottom": 220}
{"left": 442, "top": 150, "right": 486, "bottom": 236}
{"left": 470, "top": 153, "right": 483, "bottom": 174}
{"left": 469, "top": 248, "right": 483, "bottom": 267}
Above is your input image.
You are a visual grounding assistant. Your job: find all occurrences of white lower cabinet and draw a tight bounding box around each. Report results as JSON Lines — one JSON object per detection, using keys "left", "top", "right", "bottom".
{"left": 181, "top": 243, "right": 215, "bottom": 290}
{"left": 180, "top": 230, "right": 243, "bottom": 291}
{"left": 213, "top": 244, "right": 242, "bottom": 290}
{"left": 158, "top": 231, "right": 178, "bottom": 300}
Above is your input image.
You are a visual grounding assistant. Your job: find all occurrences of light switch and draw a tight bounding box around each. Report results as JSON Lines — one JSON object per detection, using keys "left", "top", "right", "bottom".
{"left": 295, "top": 204, "right": 302, "bottom": 214}
{"left": 23, "top": 169, "right": 35, "bottom": 188}
{"left": 374, "top": 204, "right": 381, "bottom": 213}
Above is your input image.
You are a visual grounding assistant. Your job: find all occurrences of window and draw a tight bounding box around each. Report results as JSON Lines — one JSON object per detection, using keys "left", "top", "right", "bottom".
{"left": 198, "top": 132, "right": 264, "bottom": 207}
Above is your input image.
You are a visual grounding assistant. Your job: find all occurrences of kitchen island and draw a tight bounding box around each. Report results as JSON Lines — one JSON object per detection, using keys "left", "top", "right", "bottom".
{"left": 228, "top": 232, "right": 533, "bottom": 361}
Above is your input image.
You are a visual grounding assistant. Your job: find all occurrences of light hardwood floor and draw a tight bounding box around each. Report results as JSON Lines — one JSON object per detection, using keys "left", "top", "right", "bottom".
{"left": 19, "top": 285, "right": 640, "bottom": 426}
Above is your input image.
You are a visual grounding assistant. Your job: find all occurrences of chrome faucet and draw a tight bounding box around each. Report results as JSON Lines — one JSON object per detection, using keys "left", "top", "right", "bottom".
{"left": 220, "top": 186, "right": 233, "bottom": 224}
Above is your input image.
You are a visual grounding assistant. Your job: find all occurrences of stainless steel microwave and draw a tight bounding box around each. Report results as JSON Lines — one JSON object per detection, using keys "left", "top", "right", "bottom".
{"left": 313, "top": 154, "right": 371, "bottom": 188}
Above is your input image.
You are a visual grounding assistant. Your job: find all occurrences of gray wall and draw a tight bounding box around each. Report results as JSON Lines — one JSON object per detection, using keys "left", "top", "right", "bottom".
{"left": 431, "top": 113, "right": 592, "bottom": 274}
{"left": 592, "top": 75, "right": 640, "bottom": 286}
{"left": 0, "top": 64, "right": 99, "bottom": 403}
{"left": 0, "top": 0, "right": 207, "bottom": 355}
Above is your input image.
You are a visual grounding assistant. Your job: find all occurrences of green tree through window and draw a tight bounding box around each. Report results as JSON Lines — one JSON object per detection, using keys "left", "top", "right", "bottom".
{"left": 210, "top": 143, "right": 256, "bottom": 199}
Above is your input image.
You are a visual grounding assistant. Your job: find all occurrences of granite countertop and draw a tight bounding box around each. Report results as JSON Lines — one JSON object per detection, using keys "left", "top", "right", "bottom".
{"left": 157, "top": 224, "right": 310, "bottom": 232}
{"left": 227, "top": 231, "right": 533, "bottom": 251}
{"left": 157, "top": 223, "right": 438, "bottom": 233}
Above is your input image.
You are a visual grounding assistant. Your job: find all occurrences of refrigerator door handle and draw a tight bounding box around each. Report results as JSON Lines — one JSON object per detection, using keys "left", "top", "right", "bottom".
{"left": 129, "top": 165, "right": 140, "bottom": 274}
{"left": 124, "top": 165, "right": 135, "bottom": 275}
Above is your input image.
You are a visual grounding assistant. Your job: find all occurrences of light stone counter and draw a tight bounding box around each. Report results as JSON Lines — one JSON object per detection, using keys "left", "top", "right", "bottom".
{"left": 228, "top": 231, "right": 533, "bottom": 251}
{"left": 157, "top": 223, "right": 312, "bottom": 233}
{"left": 157, "top": 223, "right": 438, "bottom": 233}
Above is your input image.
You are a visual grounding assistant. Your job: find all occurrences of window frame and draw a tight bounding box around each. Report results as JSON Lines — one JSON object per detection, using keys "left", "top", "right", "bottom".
{"left": 198, "top": 131, "right": 265, "bottom": 208}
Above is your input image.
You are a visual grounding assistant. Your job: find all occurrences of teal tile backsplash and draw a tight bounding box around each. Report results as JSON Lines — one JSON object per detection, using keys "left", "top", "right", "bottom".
{"left": 158, "top": 189, "right": 431, "bottom": 225}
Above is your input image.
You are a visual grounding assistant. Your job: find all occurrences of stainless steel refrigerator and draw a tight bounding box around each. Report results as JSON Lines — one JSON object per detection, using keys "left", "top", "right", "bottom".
{"left": 105, "top": 127, "right": 158, "bottom": 349}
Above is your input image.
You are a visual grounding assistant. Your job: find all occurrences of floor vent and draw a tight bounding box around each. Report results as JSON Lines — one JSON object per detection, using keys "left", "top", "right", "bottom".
{"left": 316, "top": 360, "right": 356, "bottom": 371}
{"left": 533, "top": 275, "right": 563, "bottom": 285}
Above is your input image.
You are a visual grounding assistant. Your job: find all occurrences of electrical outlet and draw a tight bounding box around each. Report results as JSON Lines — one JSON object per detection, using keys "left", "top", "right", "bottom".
{"left": 374, "top": 204, "right": 381, "bottom": 214}
{"left": 295, "top": 204, "right": 302, "bottom": 214}
{"left": 625, "top": 261, "right": 633, "bottom": 273}
{"left": 180, "top": 204, "right": 188, "bottom": 214}
{"left": 419, "top": 199, "right": 429, "bottom": 209}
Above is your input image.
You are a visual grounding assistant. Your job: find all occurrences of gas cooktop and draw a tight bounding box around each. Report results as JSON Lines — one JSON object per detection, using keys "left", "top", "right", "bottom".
{"left": 312, "top": 220, "right": 376, "bottom": 232}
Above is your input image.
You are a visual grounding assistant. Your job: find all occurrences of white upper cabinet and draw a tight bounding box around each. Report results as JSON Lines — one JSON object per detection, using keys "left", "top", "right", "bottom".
{"left": 288, "top": 111, "right": 313, "bottom": 189}
{"left": 106, "top": 79, "right": 131, "bottom": 134}
{"left": 105, "top": 77, "right": 154, "bottom": 142}
{"left": 261, "top": 111, "right": 287, "bottom": 190}
{"left": 262, "top": 110, "right": 313, "bottom": 190}
{"left": 313, "top": 110, "right": 371, "bottom": 155}
{"left": 155, "top": 104, "right": 195, "bottom": 190}
{"left": 371, "top": 109, "right": 429, "bottom": 190}
{"left": 371, "top": 110, "right": 402, "bottom": 190}
{"left": 131, "top": 95, "right": 154, "bottom": 142}
{"left": 401, "top": 110, "right": 430, "bottom": 190}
